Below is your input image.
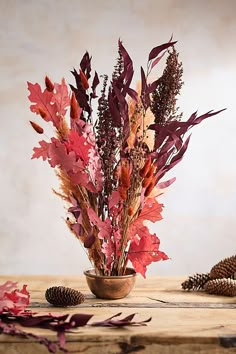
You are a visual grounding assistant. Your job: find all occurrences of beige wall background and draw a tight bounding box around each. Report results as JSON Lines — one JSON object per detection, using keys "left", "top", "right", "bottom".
{"left": 0, "top": 0, "right": 235, "bottom": 276}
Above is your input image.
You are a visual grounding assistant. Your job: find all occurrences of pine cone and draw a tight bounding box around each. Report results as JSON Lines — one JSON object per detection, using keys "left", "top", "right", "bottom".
{"left": 45, "top": 286, "right": 85, "bottom": 307}
{"left": 210, "top": 255, "right": 236, "bottom": 279}
{"left": 181, "top": 273, "right": 211, "bottom": 291}
{"left": 204, "top": 278, "right": 236, "bottom": 297}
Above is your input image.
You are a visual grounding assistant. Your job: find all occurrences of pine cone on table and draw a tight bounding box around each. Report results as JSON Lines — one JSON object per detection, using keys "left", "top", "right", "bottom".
{"left": 210, "top": 255, "right": 236, "bottom": 279}
{"left": 45, "top": 286, "right": 85, "bottom": 307}
{"left": 181, "top": 273, "right": 211, "bottom": 291}
{"left": 204, "top": 278, "right": 236, "bottom": 297}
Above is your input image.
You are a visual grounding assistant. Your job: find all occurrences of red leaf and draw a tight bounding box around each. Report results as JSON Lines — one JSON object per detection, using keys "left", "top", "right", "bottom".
{"left": 66, "top": 131, "right": 91, "bottom": 165}
{"left": 128, "top": 228, "right": 168, "bottom": 277}
{"left": 134, "top": 197, "right": 163, "bottom": 228}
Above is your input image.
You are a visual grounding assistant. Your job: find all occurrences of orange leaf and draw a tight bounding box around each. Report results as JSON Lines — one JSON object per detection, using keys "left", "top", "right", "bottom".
{"left": 79, "top": 69, "right": 89, "bottom": 90}
{"left": 70, "top": 92, "right": 80, "bottom": 119}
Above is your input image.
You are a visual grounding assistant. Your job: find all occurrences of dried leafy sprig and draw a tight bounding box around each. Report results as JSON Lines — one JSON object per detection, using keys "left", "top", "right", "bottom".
{"left": 28, "top": 38, "right": 225, "bottom": 277}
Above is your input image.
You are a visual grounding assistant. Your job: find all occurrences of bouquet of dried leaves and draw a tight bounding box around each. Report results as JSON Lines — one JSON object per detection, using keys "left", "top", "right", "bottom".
{"left": 28, "top": 38, "right": 224, "bottom": 277}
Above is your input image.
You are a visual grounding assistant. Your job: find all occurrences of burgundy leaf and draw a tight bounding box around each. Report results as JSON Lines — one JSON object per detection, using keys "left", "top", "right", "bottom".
{"left": 80, "top": 51, "right": 92, "bottom": 79}
{"left": 90, "top": 71, "right": 99, "bottom": 98}
{"left": 108, "top": 91, "right": 121, "bottom": 127}
{"left": 146, "top": 78, "right": 161, "bottom": 94}
{"left": 84, "top": 233, "right": 96, "bottom": 248}
{"left": 112, "top": 84, "right": 129, "bottom": 126}
{"left": 118, "top": 39, "right": 132, "bottom": 69}
{"left": 140, "top": 66, "right": 147, "bottom": 95}
{"left": 170, "top": 135, "right": 192, "bottom": 165}
{"left": 148, "top": 41, "right": 177, "bottom": 61}
{"left": 69, "top": 313, "right": 93, "bottom": 327}
{"left": 191, "top": 108, "right": 226, "bottom": 126}
{"left": 91, "top": 313, "right": 152, "bottom": 327}
{"left": 19, "top": 314, "right": 69, "bottom": 329}
{"left": 150, "top": 50, "right": 167, "bottom": 69}
{"left": 127, "top": 87, "right": 138, "bottom": 101}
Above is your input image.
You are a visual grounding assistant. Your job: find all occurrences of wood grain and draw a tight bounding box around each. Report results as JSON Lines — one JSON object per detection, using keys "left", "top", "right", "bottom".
{"left": 0, "top": 275, "right": 235, "bottom": 353}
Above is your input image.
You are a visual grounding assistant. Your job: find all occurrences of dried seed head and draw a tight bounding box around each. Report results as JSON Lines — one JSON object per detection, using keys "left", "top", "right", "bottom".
{"left": 142, "top": 175, "right": 153, "bottom": 188}
{"left": 38, "top": 107, "right": 47, "bottom": 119}
{"left": 128, "top": 207, "right": 134, "bottom": 216}
{"left": 119, "top": 187, "right": 127, "bottom": 200}
{"left": 144, "top": 181, "right": 155, "bottom": 197}
{"left": 45, "top": 75, "right": 54, "bottom": 92}
{"left": 145, "top": 164, "right": 155, "bottom": 178}
{"left": 120, "top": 165, "right": 130, "bottom": 188}
{"left": 70, "top": 92, "right": 79, "bottom": 119}
{"left": 29, "top": 121, "right": 44, "bottom": 134}
{"left": 140, "top": 157, "right": 152, "bottom": 178}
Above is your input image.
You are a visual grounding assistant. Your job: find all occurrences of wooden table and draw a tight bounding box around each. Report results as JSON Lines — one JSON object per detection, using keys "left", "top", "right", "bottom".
{"left": 0, "top": 275, "right": 235, "bottom": 353}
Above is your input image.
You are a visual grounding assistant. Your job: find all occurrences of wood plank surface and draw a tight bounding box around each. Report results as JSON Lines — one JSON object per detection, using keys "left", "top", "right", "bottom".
{"left": 0, "top": 275, "right": 235, "bottom": 354}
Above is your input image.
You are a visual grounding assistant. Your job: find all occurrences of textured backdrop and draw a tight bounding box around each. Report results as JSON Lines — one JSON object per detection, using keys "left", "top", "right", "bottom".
{"left": 0, "top": 0, "right": 235, "bottom": 276}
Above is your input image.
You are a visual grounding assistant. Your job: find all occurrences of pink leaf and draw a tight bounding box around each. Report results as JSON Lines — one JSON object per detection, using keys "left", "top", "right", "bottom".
{"left": 0, "top": 282, "right": 18, "bottom": 297}
{"left": 32, "top": 140, "right": 51, "bottom": 160}
{"left": 49, "top": 139, "right": 74, "bottom": 169}
{"left": 108, "top": 191, "right": 121, "bottom": 209}
{"left": 0, "top": 282, "right": 30, "bottom": 315}
{"left": 52, "top": 78, "right": 70, "bottom": 116}
{"left": 156, "top": 177, "right": 176, "bottom": 189}
{"left": 87, "top": 208, "right": 112, "bottom": 240}
{"left": 27, "top": 82, "right": 59, "bottom": 127}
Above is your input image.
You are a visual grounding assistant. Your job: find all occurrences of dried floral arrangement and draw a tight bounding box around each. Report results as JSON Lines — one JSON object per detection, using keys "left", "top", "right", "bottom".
{"left": 28, "top": 38, "right": 224, "bottom": 277}
{"left": 181, "top": 255, "right": 236, "bottom": 296}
